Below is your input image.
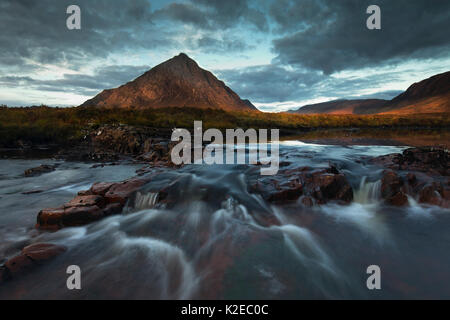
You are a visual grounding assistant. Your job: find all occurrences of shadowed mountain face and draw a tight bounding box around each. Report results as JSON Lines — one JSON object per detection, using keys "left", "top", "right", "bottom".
{"left": 81, "top": 53, "right": 256, "bottom": 111}
{"left": 292, "top": 71, "right": 450, "bottom": 115}
{"left": 379, "top": 71, "right": 450, "bottom": 114}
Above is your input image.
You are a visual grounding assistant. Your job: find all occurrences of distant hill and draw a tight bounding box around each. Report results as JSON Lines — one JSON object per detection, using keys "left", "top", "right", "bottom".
{"left": 289, "top": 99, "right": 388, "bottom": 115}
{"left": 81, "top": 53, "right": 256, "bottom": 111}
{"left": 291, "top": 71, "right": 450, "bottom": 115}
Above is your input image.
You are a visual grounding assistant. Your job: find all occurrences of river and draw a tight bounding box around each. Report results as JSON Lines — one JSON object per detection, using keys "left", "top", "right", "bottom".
{"left": 0, "top": 141, "right": 449, "bottom": 299}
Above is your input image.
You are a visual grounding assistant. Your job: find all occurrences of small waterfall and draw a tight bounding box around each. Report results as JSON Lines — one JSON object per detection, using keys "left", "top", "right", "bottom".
{"left": 354, "top": 176, "right": 381, "bottom": 204}
{"left": 134, "top": 192, "right": 159, "bottom": 210}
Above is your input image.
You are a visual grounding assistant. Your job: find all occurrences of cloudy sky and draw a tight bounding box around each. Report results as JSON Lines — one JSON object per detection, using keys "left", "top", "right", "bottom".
{"left": 1, "top": 0, "right": 449, "bottom": 111}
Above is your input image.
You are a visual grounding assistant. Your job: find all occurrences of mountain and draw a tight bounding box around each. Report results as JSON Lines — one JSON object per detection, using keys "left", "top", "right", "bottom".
{"left": 80, "top": 53, "right": 256, "bottom": 111}
{"left": 378, "top": 71, "right": 450, "bottom": 114}
{"left": 289, "top": 99, "right": 387, "bottom": 115}
{"left": 291, "top": 71, "right": 450, "bottom": 115}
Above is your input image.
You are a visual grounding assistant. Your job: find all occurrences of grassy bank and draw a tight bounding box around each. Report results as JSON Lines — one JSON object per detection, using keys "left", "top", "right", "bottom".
{"left": 1, "top": 105, "right": 449, "bottom": 147}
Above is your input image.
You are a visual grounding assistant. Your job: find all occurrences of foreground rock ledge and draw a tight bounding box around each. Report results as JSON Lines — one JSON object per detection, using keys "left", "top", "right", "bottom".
{"left": 372, "top": 147, "right": 450, "bottom": 208}
{"left": 249, "top": 165, "right": 354, "bottom": 206}
{"left": 0, "top": 243, "right": 66, "bottom": 283}
{"left": 37, "top": 178, "right": 150, "bottom": 230}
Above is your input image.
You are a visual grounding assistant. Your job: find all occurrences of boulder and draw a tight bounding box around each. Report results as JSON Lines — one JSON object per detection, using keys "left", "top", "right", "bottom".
{"left": 0, "top": 243, "right": 66, "bottom": 283}
{"left": 104, "top": 179, "right": 148, "bottom": 204}
{"left": 61, "top": 205, "right": 104, "bottom": 226}
{"left": 250, "top": 165, "right": 353, "bottom": 205}
{"left": 65, "top": 195, "right": 105, "bottom": 208}
{"left": 37, "top": 178, "right": 150, "bottom": 230}
{"left": 5, "top": 254, "right": 34, "bottom": 275}
{"left": 22, "top": 243, "right": 67, "bottom": 262}
{"left": 91, "top": 182, "right": 116, "bottom": 196}
{"left": 371, "top": 147, "right": 449, "bottom": 176}
{"left": 310, "top": 172, "right": 353, "bottom": 204}
{"left": 381, "top": 170, "right": 408, "bottom": 206}
{"left": 24, "top": 164, "right": 57, "bottom": 177}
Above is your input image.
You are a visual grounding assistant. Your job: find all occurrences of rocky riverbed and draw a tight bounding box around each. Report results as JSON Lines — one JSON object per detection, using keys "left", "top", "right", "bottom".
{"left": 0, "top": 136, "right": 449, "bottom": 299}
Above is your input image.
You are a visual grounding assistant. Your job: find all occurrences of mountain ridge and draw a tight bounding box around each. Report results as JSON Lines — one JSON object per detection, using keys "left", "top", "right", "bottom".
{"left": 81, "top": 53, "right": 257, "bottom": 111}
{"left": 291, "top": 71, "right": 450, "bottom": 115}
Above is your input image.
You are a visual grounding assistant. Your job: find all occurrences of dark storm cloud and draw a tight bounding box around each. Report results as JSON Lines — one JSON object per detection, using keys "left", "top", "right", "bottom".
{"left": 188, "top": 36, "right": 253, "bottom": 53}
{"left": 0, "top": 0, "right": 171, "bottom": 70}
{"left": 216, "top": 64, "right": 403, "bottom": 106}
{"left": 0, "top": 65, "right": 149, "bottom": 97}
{"left": 153, "top": 0, "right": 269, "bottom": 31}
{"left": 216, "top": 65, "right": 325, "bottom": 102}
{"left": 270, "top": 0, "right": 450, "bottom": 73}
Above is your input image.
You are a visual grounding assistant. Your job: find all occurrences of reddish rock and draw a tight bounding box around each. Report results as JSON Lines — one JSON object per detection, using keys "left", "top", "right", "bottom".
{"left": 22, "top": 243, "right": 67, "bottom": 262}
{"left": 311, "top": 172, "right": 353, "bottom": 204}
{"left": 65, "top": 195, "right": 105, "bottom": 208}
{"left": 1, "top": 243, "right": 66, "bottom": 283}
{"left": 418, "top": 183, "right": 449, "bottom": 208}
{"left": 104, "top": 179, "right": 148, "bottom": 204}
{"left": 91, "top": 182, "right": 116, "bottom": 196}
{"left": 77, "top": 189, "right": 93, "bottom": 196}
{"left": 381, "top": 170, "right": 408, "bottom": 206}
{"left": 371, "top": 147, "right": 449, "bottom": 176}
{"left": 250, "top": 165, "right": 353, "bottom": 206}
{"left": 267, "top": 182, "right": 303, "bottom": 202}
{"left": 62, "top": 205, "right": 104, "bottom": 227}
{"left": 103, "top": 202, "right": 124, "bottom": 217}
{"left": 37, "top": 178, "right": 150, "bottom": 229}
{"left": 5, "top": 254, "right": 34, "bottom": 275}
{"left": 419, "top": 185, "right": 441, "bottom": 206}
{"left": 37, "top": 207, "right": 65, "bottom": 229}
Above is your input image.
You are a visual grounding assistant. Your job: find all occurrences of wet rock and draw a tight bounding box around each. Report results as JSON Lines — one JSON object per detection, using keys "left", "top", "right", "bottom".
{"left": 38, "top": 204, "right": 105, "bottom": 230}
{"left": 90, "top": 182, "right": 116, "bottom": 196}
{"left": 267, "top": 183, "right": 303, "bottom": 202}
{"left": 24, "top": 164, "right": 58, "bottom": 177}
{"left": 0, "top": 243, "right": 66, "bottom": 283}
{"left": 37, "top": 178, "right": 150, "bottom": 229}
{"left": 61, "top": 205, "right": 104, "bottom": 226}
{"left": 4, "top": 254, "right": 34, "bottom": 275}
{"left": 381, "top": 170, "right": 408, "bottom": 206}
{"left": 418, "top": 183, "right": 450, "bottom": 208}
{"left": 104, "top": 178, "right": 149, "bottom": 205}
{"left": 22, "top": 243, "right": 67, "bottom": 262}
{"left": 310, "top": 171, "right": 353, "bottom": 204}
{"left": 250, "top": 165, "right": 353, "bottom": 205}
{"left": 65, "top": 195, "right": 105, "bottom": 208}
{"left": 103, "top": 202, "right": 124, "bottom": 217}
{"left": 371, "top": 147, "right": 449, "bottom": 176}
{"left": 252, "top": 179, "right": 303, "bottom": 203}
{"left": 37, "top": 207, "right": 65, "bottom": 230}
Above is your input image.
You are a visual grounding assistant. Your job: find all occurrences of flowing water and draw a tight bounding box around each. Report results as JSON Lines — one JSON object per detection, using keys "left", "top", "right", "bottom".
{"left": 0, "top": 142, "right": 449, "bottom": 299}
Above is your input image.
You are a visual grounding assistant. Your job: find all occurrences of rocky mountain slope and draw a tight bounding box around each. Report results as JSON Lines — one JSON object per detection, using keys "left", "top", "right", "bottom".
{"left": 81, "top": 53, "right": 256, "bottom": 111}
{"left": 291, "top": 71, "right": 450, "bottom": 115}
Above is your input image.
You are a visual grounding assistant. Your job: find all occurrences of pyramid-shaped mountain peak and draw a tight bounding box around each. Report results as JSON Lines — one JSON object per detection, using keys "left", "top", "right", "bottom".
{"left": 80, "top": 53, "right": 256, "bottom": 111}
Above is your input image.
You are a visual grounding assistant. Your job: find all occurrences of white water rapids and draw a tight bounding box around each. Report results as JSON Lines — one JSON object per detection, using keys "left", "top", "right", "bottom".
{"left": 0, "top": 143, "right": 449, "bottom": 299}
